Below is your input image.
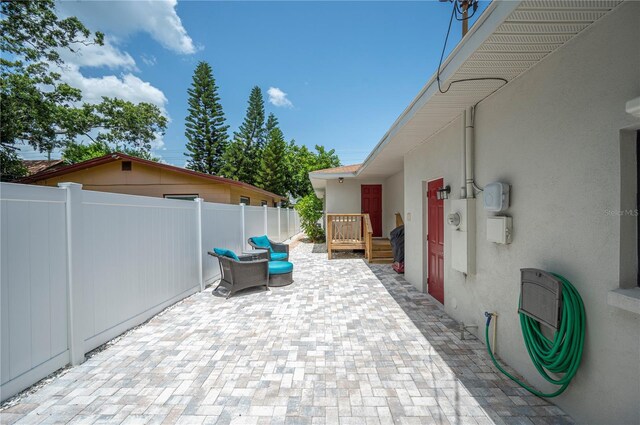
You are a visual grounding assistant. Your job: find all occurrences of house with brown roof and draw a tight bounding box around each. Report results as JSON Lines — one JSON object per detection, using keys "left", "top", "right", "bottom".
{"left": 21, "top": 153, "right": 286, "bottom": 206}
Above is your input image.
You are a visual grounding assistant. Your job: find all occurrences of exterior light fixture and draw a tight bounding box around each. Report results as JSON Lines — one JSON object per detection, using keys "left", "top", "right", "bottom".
{"left": 338, "top": 177, "right": 344, "bottom": 183}
{"left": 437, "top": 185, "right": 451, "bottom": 200}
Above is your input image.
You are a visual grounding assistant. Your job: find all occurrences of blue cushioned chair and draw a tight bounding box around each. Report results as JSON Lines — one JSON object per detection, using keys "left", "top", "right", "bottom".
{"left": 248, "top": 235, "right": 289, "bottom": 261}
{"left": 208, "top": 248, "right": 270, "bottom": 298}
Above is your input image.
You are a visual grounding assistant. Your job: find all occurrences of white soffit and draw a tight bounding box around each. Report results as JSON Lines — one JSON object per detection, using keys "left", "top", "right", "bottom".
{"left": 358, "top": 0, "right": 623, "bottom": 177}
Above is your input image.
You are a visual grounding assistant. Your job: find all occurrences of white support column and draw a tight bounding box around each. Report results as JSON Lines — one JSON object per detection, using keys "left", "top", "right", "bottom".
{"left": 277, "top": 206, "right": 282, "bottom": 242}
{"left": 240, "top": 203, "right": 246, "bottom": 251}
{"left": 58, "top": 182, "right": 85, "bottom": 366}
{"left": 263, "top": 204, "right": 268, "bottom": 235}
{"left": 195, "top": 198, "right": 204, "bottom": 291}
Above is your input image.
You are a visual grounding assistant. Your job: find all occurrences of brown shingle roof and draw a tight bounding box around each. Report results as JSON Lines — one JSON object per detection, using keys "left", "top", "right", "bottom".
{"left": 22, "top": 159, "right": 65, "bottom": 176}
{"left": 312, "top": 164, "right": 361, "bottom": 174}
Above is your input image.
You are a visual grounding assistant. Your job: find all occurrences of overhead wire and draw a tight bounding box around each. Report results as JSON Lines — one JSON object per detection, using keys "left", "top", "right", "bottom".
{"left": 436, "top": 1, "right": 508, "bottom": 95}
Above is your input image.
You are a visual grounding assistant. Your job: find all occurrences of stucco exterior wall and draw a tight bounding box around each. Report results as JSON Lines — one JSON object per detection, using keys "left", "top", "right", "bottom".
{"left": 383, "top": 170, "right": 404, "bottom": 237}
{"left": 325, "top": 176, "right": 403, "bottom": 238}
{"left": 325, "top": 178, "right": 383, "bottom": 214}
{"left": 403, "top": 3, "right": 639, "bottom": 423}
{"left": 32, "top": 160, "right": 283, "bottom": 206}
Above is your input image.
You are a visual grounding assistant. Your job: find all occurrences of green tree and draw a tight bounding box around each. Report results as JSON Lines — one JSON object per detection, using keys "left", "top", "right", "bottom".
{"left": 184, "top": 62, "right": 229, "bottom": 174}
{"left": 295, "top": 194, "right": 325, "bottom": 242}
{"left": 62, "top": 140, "right": 159, "bottom": 164}
{"left": 255, "top": 113, "right": 287, "bottom": 196}
{"left": 1, "top": 0, "right": 166, "bottom": 181}
{"left": 285, "top": 144, "right": 340, "bottom": 199}
{"left": 220, "top": 86, "right": 265, "bottom": 184}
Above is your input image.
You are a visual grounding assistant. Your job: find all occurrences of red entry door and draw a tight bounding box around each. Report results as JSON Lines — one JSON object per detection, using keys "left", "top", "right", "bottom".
{"left": 427, "top": 179, "right": 445, "bottom": 304}
{"left": 361, "top": 185, "right": 382, "bottom": 237}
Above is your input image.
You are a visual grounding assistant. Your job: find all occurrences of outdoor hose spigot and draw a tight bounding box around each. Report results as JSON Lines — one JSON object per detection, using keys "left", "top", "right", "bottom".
{"left": 484, "top": 311, "right": 493, "bottom": 326}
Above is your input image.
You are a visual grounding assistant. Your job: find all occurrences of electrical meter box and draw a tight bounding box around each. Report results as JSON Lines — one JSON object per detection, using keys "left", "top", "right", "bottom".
{"left": 483, "top": 182, "right": 510, "bottom": 212}
{"left": 487, "top": 216, "right": 512, "bottom": 244}
{"left": 519, "top": 268, "right": 562, "bottom": 330}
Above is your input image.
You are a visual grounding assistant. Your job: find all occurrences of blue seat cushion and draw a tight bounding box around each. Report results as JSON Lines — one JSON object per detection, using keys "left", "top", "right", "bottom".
{"left": 270, "top": 252, "right": 288, "bottom": 261}
{"left": 251, "top": 235, "right": 274, "bottom": 252}
{"left": 213, "top": 248, "right": 239, "bottom": 261}
{"left": 268, "top": 261, "right": 293, "bottom": 275}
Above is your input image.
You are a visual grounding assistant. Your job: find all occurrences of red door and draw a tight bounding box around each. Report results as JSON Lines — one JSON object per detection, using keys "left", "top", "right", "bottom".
{"left": 427, "top": 179, "right": 445, "bottom": 304}
{"left": 361, "top": 185, "right": 382, "bottom": 237}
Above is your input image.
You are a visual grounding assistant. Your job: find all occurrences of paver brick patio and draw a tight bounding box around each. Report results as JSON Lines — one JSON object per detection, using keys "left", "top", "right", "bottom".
{"left": 1, "top": 242, "right": 572, "bottom": 425}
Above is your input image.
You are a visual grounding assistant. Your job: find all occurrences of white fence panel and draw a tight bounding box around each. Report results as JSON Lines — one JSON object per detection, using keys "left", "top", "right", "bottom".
{"left": 80, "top": 190, "right": 200, "bottom": 352}
{"left": 0, "top": 184, "right": 69, "bottom": 400}
{"left": 288, "top": 209, "right": 295, "bottom": 237}
{"left": 201, "top": 203, "right": 243, "bottom": 283}
{"left": 279, "top": 208, "right": 288, "bottom": 241}
{"left": 1, "top": 183, "right": 302, "bottom": 401}
{"left": 245, "top": 206, "right": 265, "bottom": 246}
{"left": 267, "top": 207, "right": 279, "bottom": 241}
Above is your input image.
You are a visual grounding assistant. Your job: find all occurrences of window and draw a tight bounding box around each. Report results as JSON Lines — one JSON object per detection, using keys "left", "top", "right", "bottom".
{"left": 164, "top": 194, "right": 198, "bottom": 201}
{"left": 608, "top": 129, "right": 640, "bottom": 315}
{"left": 273, "top": 201, "right": 278, "bottom": 207}
{"left": 121, "top": 161, "right": 132, "bottom": 171}
{"left": 240, "top": 196, "right": 250, "bottom": 205}
{"left": 634, "top": 130, "right": 640, "bottom": 286}
{"left": 261, "top": 200, "right": 268, "bottom": 206}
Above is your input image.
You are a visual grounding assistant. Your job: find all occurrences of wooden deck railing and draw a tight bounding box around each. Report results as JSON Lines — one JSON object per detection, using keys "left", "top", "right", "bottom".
{"left": 326, "top": 213, "right": 373, "bottom": 260}
{"left": 363, "top": 214, "right": 373, "bottom": 262}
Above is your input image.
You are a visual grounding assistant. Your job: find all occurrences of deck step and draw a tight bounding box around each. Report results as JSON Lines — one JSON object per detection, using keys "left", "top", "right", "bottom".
{"left": 369, "top": 257, "right": 394, "bottom": 264}
{"left": 372, "top": 250, "right": 393, "bottom": 258}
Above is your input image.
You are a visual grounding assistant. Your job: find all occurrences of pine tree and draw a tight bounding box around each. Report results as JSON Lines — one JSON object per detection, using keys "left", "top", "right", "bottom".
{"left": 220, "top": 86, "right": 265, "bottom": 184}
{"left": 256, "top": 113, "right": 288, "bottom": 197}
{"left": 184, "top": 61, "right": 229, "bottom": 174}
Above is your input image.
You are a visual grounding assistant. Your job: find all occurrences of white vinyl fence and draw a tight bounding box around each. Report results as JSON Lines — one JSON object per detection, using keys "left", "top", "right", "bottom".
{"left": 0, "top": 182, "right": 300, "bottom": 401}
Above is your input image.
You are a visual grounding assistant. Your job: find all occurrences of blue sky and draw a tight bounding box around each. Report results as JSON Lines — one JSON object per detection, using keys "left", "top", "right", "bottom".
{"left": 23, "top": 1, "right": 486, "bottom": 166}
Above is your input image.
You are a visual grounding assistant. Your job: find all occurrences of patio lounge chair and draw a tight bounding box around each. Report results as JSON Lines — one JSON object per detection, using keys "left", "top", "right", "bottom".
{"left": 208, "top": 248, "right": 269, "bottom": 299}
{"left": 248, "top": 235, "right": 289, "bottom": 261}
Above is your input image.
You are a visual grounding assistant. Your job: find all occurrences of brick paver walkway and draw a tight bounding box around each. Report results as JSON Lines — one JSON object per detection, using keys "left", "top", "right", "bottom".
{"left": 1, "top": 242, "right": 571, "bottom": 425}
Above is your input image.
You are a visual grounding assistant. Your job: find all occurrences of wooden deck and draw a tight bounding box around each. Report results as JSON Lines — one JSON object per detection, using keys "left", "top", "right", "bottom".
{"left": 326, "top": 213, "right": 399, "bottom": 263}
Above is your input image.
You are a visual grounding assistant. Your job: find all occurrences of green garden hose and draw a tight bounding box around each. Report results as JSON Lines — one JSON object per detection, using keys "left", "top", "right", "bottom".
{"left": 485, "top": 273, "right": 585, "bottom": 398}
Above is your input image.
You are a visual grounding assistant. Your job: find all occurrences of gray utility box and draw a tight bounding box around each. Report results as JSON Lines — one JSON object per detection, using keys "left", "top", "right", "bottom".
{"left": 519, "top": 268, "right": 562, "bottom": 330}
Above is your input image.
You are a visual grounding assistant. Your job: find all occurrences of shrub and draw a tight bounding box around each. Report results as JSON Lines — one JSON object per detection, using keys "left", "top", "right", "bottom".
{"left": 295, "top": 194, "right": 325, "bottom": 242}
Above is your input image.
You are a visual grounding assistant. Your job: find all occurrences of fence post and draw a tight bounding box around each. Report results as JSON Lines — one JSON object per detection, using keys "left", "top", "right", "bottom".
{"left": 263, "top": 204, "right": 268, "bottom": 235}
{"left": 277, "top": 206, "right": 281, "bottom": 242}
{"left": 240, "top": 203, "right": 246, "bottom": 251}
{"left": 195, "top": 198, "right": 204, "bottom": 292}
{"left": 287, "top": 208, "right": 291, "bottom": 239}
{"left": 58, "top": 182, "right": 85, "bottom": 366}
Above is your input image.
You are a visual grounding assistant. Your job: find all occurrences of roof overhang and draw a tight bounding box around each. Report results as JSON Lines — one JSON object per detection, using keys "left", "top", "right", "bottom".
{"left": 349, "top": 0, "right": 624, "bottom": 178}
{"left": 309, "top": 169, "right": 359, "bottom": 198}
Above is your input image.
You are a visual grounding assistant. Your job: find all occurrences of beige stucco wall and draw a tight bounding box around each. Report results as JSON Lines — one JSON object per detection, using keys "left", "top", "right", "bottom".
{"left": 33, "top": 160, "right": 282, "bottom": 207}
{"left": 403, "top": 3, "right": 639, "bottom": 423}
{"left": 325, "top": 178, "right": 383, "bottom": 214}
{"left": 382, "top": 170, "right": 404, "bottom": 237}
{"left": 325, "top": 176, "right": 403, "bottom": 238}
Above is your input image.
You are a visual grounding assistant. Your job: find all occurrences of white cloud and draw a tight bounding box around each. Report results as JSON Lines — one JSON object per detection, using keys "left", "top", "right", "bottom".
{"left": 56, "top": 64, "right": 168, "bottom": 112}
{"left": 59, "top": 36, "right": 137, "bottom": 71}
{"left": 141, "top": 54, "right": 157, "bottom": 67}
{"left": 57, "top": 0, "right": 196, "bottom": 55}
{"left": 267, "top": 87, "right": 293, "bottom": 108}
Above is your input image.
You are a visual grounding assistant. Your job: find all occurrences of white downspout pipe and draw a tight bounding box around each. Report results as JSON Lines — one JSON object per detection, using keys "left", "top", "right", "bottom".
{"left": 465, "top": 106, "right": 475, "bottom": 198}
{"left": 460, "top": 109, "right": 467, "bottom": 199}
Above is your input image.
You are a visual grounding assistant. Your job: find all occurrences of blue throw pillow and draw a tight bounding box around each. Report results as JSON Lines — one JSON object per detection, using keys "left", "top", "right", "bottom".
{"left": 251, "top": 235, "right": 274, "bottom": 252}
{"left": 213, "top": 248, "right": 239, "bottom": 261}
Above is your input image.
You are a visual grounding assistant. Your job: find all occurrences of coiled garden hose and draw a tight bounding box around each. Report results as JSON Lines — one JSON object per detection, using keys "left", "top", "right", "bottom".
{"left": 485, "top": 273, "right": 585, "bottom": 398}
